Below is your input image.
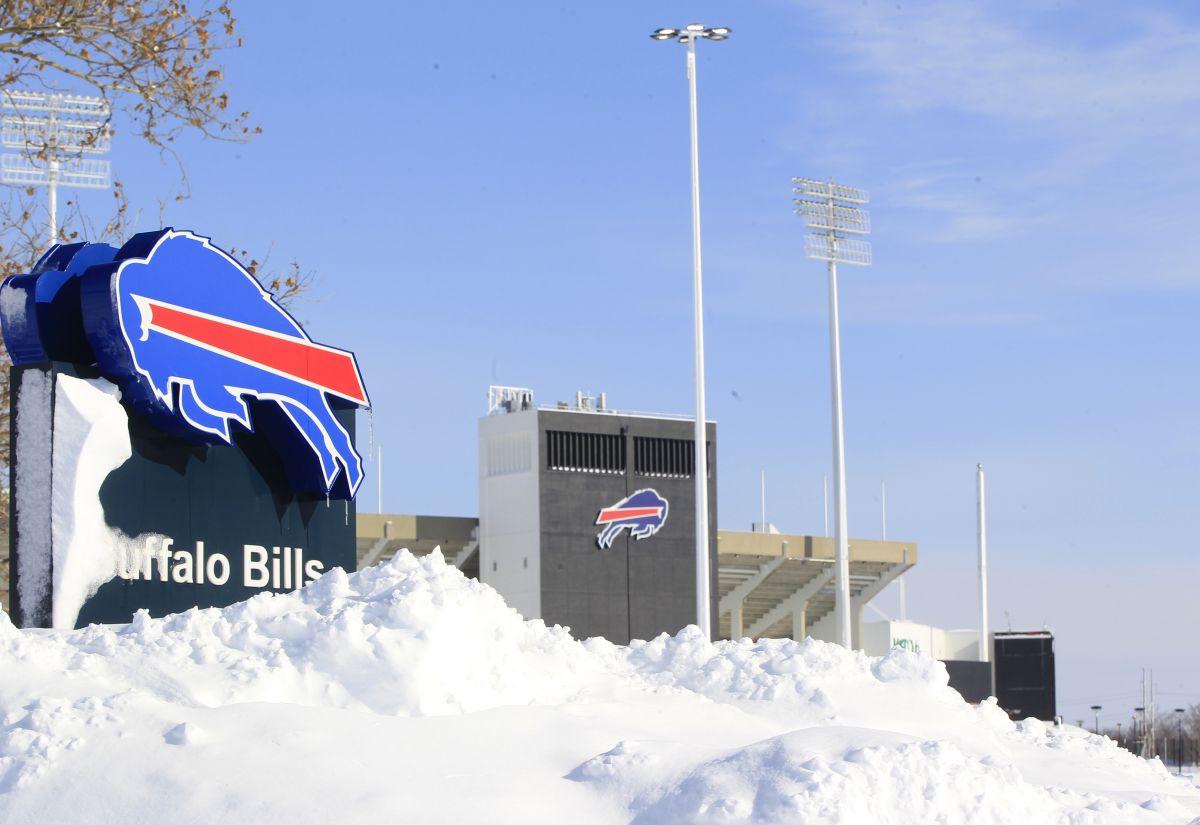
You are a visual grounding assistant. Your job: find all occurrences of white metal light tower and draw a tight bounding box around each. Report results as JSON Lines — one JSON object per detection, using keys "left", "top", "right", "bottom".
{"left": 976, "top": 463, "right": 990, "bottom": 662}
{"left": 1, "top": 89, "right": 112, "bottom": 245}
{"left": 794, "top": 177, "right": 872, "bottom": 648}
{"left": 651, "top": 23, "right": 730, "bottom": 639}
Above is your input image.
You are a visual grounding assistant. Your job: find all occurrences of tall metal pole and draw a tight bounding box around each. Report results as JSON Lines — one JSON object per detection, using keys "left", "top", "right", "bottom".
{"left": 760, "top": 470, "right": 766, "bottom": 531}
{"left": 377, "top": 445, "right": 383, "bottom": 515}
{"left": 881, "top": 480, "right": 887, "bottom": 540}
{"left": 823, "top": 474, "right": 829, "bottom": 537}
{"left": 884, "top": 479, "right": 906, "bottom": 620}
{"left": 977, "top": 463, "right": 990, "bottom": 662}
{"left": 828, "top": 253, "right": 851, "bottom": 648}
{"left": 686, "top": 35, "right": 711, "bottom": 639}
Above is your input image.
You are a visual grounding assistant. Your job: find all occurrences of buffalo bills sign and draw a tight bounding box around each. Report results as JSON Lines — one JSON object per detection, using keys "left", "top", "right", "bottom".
{"left": 595, "top": 489, "right": 669, "bottom": 549}
{"left": 87, "top": 229, "right": 367, "bottom": 496}
{"left": 2, "top": 228, "right": 369, "bottom": 628}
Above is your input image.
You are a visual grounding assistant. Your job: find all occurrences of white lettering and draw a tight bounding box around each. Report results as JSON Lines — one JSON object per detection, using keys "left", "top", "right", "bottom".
{"left": 243, "top": 545, "right": 269, "bottom": 588}
{"left": 206, "top": 552, "right": 230, "bottom": 586}
{"left": 170, "top": 549, "right": 194, "bottom": 584}
{"left": 304, "top": 558, "right": 324, "bottom": 583}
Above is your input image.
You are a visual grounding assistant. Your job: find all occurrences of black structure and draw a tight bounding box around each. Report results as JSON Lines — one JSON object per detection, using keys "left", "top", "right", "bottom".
{"left": 944, "top": 659, "right": 994, "bottom": 704}
{"left": 9, "top": 362, "right": 356, "bottom": 628}
{"left": 993, "top": 631, "right": 1057, "bottom": 721}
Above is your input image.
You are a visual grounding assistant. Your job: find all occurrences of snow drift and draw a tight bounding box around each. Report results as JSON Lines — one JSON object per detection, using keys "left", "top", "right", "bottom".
{"left": 0, "top": 551, "right": 1196, "bottom": 824}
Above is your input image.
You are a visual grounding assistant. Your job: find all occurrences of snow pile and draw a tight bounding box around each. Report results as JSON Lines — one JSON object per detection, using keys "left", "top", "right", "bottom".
{"left": 0, "top": 551, "right": 1196, "bottom": 824}
{"left": 51, "top": 374, "right": 165, "bottom": 629}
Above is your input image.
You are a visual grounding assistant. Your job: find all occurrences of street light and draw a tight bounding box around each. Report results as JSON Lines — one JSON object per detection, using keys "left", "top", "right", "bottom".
{"left": 650, "top": 22, "right": 730, "bottom": 639}
{"left": 794, "top": 177, "right": 872, "bottom": 648}
{"left": 1176, "top": 708, "right": 1186, "bottom": 774}
{"left": 1091, "top": 705, "right": 1102, "bottom": 735}
{"left": 1135, "top": 707, "right": 1146, "bottom": 757}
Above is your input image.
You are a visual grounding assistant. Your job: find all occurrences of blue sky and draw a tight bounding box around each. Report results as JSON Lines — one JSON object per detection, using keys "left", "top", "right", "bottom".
{"left": 70, "top": 1, "right": 1199, "bottom": 727}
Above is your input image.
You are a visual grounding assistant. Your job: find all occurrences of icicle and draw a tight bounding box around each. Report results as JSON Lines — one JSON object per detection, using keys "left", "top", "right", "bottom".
{"left": 325, "top": 490, "right": 330, "bottom": 509}
{"left": 367, "top": 407, "right": 376, "bottom": 458}
{"left": 343, "top": 499, "right": 348, "bottom": 526}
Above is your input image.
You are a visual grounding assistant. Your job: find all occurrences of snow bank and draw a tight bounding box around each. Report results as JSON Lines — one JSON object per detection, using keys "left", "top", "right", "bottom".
{"left": 0, "top": 551, "right": 1196, "bottom": 824}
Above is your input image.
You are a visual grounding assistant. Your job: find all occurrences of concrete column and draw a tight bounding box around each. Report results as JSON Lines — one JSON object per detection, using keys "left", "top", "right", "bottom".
{"left": 851, "top": 602, "right": 864, "bottom": 650}
{"left": 792, "top": 605, "right": 807, "bottom": 641}
{"left": 731, "top": 602, "right": 744, "bottom": 639}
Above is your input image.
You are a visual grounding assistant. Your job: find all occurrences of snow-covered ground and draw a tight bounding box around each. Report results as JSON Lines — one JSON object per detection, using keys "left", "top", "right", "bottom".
{"left": 1, "top": 551, "right": 1196, "bottom": 824}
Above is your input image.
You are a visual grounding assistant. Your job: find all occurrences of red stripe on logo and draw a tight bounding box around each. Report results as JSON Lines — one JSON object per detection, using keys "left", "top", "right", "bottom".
{"left": 596, "top": 506, "right": 662, "bottom": 524}
{"left": 145, "top": 301, "right": 368, "bottom": 404}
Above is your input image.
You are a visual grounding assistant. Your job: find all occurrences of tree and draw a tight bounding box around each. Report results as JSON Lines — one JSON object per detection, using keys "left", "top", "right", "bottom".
{"left": 0, "top": 1, "right": 257, "bottom": 151}
{"left": 0, "top": 1, "right": 314, "bottom": 611}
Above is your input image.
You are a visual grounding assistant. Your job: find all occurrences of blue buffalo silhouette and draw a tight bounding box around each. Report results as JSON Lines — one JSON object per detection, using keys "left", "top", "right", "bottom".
{"left": 76, "top": 229, "right": 368, "bottom": 497}
{"left": 595, "top": 488, "right": 669, "bottom": 549}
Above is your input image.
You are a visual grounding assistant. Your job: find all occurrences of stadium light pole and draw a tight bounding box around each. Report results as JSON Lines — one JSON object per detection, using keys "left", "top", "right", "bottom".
{"left": 651, "top": 23, "right": 730, "bottom": 639}
{"left": 794, "top": 177, "right": 872, "bottom": 648}
{"left": 1, "top": 89, "right": 112, "bottom": 245}
{"left": 977, "top": 463, "right": 990, "bottom": 663}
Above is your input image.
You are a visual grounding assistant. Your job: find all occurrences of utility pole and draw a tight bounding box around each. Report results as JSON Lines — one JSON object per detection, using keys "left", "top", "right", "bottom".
{"left": 1149, "top": 669, "right": 1156, "bottom": 757}
{"left": 760, "top": 469, "right": 766, "bottom": 531}
{"left": 823, "top": 474, "right": 829, "bottom": 537}
{"left": 1176, "top": 708, "right": 1186, "bottom": 774}
{"left": 976, "top": 464, "right": 990, "bottom": 663}
{"left": 882, "top": 480, "right": 905, "bottom": 620}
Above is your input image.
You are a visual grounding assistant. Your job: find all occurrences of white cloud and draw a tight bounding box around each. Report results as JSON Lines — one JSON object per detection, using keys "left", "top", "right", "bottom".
{"left": 805, "top": 2, "right": 1200, "bottom": 135}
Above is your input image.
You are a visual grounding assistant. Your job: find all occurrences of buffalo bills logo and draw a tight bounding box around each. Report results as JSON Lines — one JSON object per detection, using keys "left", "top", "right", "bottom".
{"left": 595, "top": 489, "right": 669, "bottom": 549}
{"left": 0, "top": 228, "right": 370, "bottom": 498}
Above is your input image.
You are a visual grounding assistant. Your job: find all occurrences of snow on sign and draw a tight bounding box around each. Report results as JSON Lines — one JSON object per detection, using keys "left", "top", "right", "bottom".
{"left": 1, "top": 229, "right": 369, "bottom": 630}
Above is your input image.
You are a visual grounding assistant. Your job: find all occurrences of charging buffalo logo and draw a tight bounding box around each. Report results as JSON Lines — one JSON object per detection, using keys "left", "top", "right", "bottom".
{"left": 82, "top": 229, "right": 369, "bottom": 496}
{"left": 595, "top": 489, "right": 669, "bottom": 549}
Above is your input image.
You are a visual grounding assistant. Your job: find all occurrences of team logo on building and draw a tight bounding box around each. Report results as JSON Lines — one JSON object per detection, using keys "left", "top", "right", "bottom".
{"left": 595, "top": 489, "right": 669, "bottom": 549}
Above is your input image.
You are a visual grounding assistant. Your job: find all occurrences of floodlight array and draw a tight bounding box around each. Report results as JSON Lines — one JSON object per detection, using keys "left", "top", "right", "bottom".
{"left": 2, "top": 90, "right": 110, "bottom": 118}
{"left": 650, "top": 24, "right": 731, "bottom": 42}
{"left": 792, "top": 177, "right": 868, "bottom": 205}
{"left": 794, "top": 200, "right": 870, "bottom": 235}
{"left": 2, "top": 115, "right": 110, "bottom": 154}
{"left": 804, "top": 235, "right": 872, "bottom": 267}
{"left": 794, "top": 176, "right": 873, "bottom": 267}
{"left": 1, "top": 153, "right": 110, "bottom": 189}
